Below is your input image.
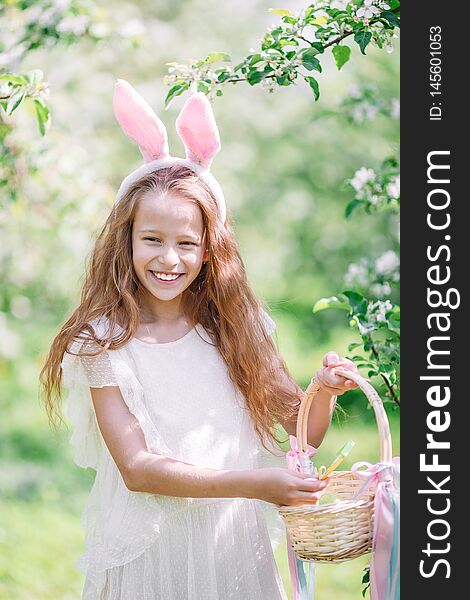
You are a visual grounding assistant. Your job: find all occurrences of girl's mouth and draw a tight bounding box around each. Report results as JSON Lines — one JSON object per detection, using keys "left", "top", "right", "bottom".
{"left": 149, "top": 270, "right": 184, "bottom": 285}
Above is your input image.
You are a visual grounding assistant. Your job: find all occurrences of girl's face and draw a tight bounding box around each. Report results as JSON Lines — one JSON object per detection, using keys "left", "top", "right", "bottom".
{"left": 132, "top": 190, "right": 207, "bottom": 309}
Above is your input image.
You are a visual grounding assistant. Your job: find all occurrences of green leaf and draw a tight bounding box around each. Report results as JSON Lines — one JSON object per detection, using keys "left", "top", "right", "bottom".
{"left": 355, "top": 31, "right": 372, "bottom": 55}
{"left": 309, "top": 42, "right": 325, "bottom": 54}
{"left": 197, "top": 81, "right": 210, "bottom": 94}
{"left": 356, "top": 363, "right": 375, "bottom": 369}
{"left": 304, "top": 76, "right": 320, "bottom": 101}
{"left": 313, "top": 296, "right": 350, "bottom": 313}
{"left": 205, "top": 52, "right": 231, "bottom": 64}
{"left": 248, "top": 54, "right": 263, "bottom": 67}
{"left": 348, "top": 342, "right": 363, "bottom": 351}
{"left": 247, "top": 67, "right": 273, "bottom": 85}
{"left": 381, "top": 10, "right": 400, "bottom": 28}
{"left": 301, "top": 49, "right": 322, "bottom": 73}
{"left": 279, "top": 37, "right": 299, "bottom": 48}
{"left": 217, "top": 71, "right": 231, "bottom": 83}
{"left": 6, "top": 90, "right": 25, "bottom": 114}
{"left": 332, "top": 45, "right": 351, "bottom": 70}
{"left": 345, "top": 198, "right": 363, "bottom": 218}
{"left": 0, "top": 74, "right": 26, "bottom": 85}
{"left": 381, "top": 156, "right": 399, "bottom": 170}
{"left": 311, "top": 16, "right": 328, "bottom": 26}
{"left": 268, "top": 8, "right": 292, "bottom": 17}
{"left": 343, "top": 291, "right": 368, "bottom": 316}
{"left": 275, "top": 75, "right": 290, "bottom": 86}
{"left": 386, "top": 0, "right": 401, "bottom": 11}
{"left": 164, "top": 82, "right": 190, "bottom": 108}
{"left": 34, "top": 99, "right": 49, "bottom": 136}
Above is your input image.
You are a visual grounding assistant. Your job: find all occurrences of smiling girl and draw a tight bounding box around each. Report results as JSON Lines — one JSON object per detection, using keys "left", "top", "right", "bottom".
{"left": 40, "top": 80, "right": 357, "bottom": 600}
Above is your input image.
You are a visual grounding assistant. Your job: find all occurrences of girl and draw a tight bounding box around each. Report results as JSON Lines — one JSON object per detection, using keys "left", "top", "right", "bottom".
{"left": 40, "top": 80, "right": 358, "bottom": 600}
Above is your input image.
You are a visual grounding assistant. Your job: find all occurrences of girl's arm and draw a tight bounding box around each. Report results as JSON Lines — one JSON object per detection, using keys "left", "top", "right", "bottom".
{"left": 280, "top": 352, "right": 358, "bottom": 447}
{"left": 90, "top": 385, "right": 327, "bottom": 505}
{"left": 90, "top": 385, "right": 243, "bottom": 497}
{"left": 278, "top": 379, "right": 336, "bottom": 448}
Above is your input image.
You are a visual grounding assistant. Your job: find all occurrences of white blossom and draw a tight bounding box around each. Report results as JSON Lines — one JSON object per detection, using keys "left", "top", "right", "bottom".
{"left": 357, "top": 320, "right": 375, "bottom": 335}
{"left": 332, "top": 0, "right": 350, "bottom": 9}
{"left": 345, "top": 258, "right": 370, "bottom": 287}
{"left": 356, "top": 0, "right": 391, "bottom": 19}
{"left": 357, "top": 0, "right": 381, "bottom": 20}
{"left": 350, "top": 167, "right": 376, "bottom": 192}
{"left": 56, "top": 15, "right": 89, "bottom": 36}
{"left": 52, "top": 0, "right": 71, "bottom": 10}
{"left": 387, "top": 175, "right": 400, "bottom": 199}
{"left": 371, "top": 282, "right": 392, "bottom": 297}
{"left": 366, "top": 299, "right": 393, "bottom": 325}
{"left": 89, "top": 21, "right": 110, "bottom": 38}
{"left": 347, "top": 84, "right": 362, "bottom": 99}
{"left": 118, "top": 18, "right": 145, "bottom": 38}
{"left": 375, "top": 250, "right": 399, "bottom": 276}
{"left": 391, "top": 98, "right": 400, "bottom": 119}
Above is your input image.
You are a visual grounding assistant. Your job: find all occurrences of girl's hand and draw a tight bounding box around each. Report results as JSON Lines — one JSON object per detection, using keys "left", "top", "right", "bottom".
{"left": 314, "top": 351, "right": 359, "bottom": 396}
{"left": 248, "top": 467, "right": 328, "bottom": 507}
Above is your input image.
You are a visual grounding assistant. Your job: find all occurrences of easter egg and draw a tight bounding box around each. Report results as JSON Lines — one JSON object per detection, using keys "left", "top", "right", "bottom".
{"left": 318, "top": 493, "right": 342, "bottom": 505}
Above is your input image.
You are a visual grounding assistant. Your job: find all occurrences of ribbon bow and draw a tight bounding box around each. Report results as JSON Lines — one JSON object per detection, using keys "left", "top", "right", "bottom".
{"left": 286, "top": 435, "right": 318, "bottom": 475}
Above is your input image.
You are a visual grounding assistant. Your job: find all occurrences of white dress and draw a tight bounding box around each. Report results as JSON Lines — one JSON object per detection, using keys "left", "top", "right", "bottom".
{"left": 61, "top": 313, "right": 288, "bottom": 600}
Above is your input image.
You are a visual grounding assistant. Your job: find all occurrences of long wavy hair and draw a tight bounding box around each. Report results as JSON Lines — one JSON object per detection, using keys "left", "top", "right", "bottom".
{"left": 40, "top": 164, "right": 303, "bottom": 451}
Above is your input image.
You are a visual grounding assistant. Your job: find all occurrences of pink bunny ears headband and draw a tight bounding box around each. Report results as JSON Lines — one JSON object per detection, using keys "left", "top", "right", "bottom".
{"left": 113, "top": 79, "right": 226, "bottom": 224}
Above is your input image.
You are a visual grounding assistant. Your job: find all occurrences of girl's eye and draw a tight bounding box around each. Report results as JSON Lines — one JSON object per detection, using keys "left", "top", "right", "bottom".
{"left": 142, "top": 238, "right": 196, "bottom": 246}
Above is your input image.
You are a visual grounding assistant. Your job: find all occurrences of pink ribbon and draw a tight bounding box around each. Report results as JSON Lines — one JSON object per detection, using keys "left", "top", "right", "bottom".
{"left": 285, "top": 436, "right": 318, "bottom": 599}
{"left": 351, "top": 458, "right": 400, "bottom": 600}
{"left": 286, "top": 531, "right": 301, "bottom": 600}
{"left": 286, "top": 435, "right": 318, "bottom": 474}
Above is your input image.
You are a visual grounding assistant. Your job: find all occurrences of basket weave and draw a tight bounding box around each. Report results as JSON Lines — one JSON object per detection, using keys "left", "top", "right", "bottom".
{"left": 277, "top": 367, "right": 393, "bottom": 563}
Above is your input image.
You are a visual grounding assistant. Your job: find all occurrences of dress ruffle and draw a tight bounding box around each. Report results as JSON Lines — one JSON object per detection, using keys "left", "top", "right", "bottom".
{"left": 61, "top": 317, "right": 172, "bottom": 470}
{"left": 82, "top": 498, "right": 287, "bottom": 600}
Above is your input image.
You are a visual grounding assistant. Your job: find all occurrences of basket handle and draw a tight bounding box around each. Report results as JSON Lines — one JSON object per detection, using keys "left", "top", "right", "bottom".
{"left": 296, "top": 367, "right": 392, "bottom": 464}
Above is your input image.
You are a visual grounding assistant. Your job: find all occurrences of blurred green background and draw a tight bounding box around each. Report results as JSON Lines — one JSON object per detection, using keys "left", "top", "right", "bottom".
{"left": 0, "top": 1, "right": 399, "bottom": 598}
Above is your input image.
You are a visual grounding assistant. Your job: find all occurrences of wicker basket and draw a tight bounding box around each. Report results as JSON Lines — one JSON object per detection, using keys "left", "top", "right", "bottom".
{"left": 277, "top": 367, "right": 393, "bottom": 563}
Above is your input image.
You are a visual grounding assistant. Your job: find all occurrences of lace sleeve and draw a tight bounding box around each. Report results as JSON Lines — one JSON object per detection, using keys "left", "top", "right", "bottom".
{"left": 60, "top": 338, "right": 117, "bottom": 470}
{"left": 78, "top": 343, "right": 121, "bottom": 388}
{"left": 61, "top": 333, "right": 172, "bottom": 471}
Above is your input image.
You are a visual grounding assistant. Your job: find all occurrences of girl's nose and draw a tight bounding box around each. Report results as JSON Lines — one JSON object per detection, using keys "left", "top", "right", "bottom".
{"left": 158, "top": 245, "right": 179, "bottom": 266}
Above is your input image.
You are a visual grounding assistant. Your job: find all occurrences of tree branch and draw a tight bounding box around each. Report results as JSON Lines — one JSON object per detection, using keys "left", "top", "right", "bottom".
{"left": 368, "top": 336, "right": 400, "bottom": 407}
{"left": 206, "top": 7, "right": 401, "bottom": 86}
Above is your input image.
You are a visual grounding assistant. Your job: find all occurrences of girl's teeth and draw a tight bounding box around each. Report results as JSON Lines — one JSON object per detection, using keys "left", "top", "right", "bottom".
{"left": 153, "top": 272, "right": 180, "bottom": 281}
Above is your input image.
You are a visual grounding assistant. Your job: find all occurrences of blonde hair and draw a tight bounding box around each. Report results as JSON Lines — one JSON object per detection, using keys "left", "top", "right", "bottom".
{"left": 40, "top": 164, "right": 303, "bottom": 451}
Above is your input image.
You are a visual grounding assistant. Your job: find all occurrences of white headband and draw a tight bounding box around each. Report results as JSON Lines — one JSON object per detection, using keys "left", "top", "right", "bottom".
{"left": 113, "top": 79, "right": 226, "bottom": 224}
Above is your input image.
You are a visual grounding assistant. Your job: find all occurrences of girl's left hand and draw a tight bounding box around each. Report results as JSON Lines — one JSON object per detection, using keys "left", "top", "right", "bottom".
{"left": 314, "top": 351, "right": 359, "bottom": 396}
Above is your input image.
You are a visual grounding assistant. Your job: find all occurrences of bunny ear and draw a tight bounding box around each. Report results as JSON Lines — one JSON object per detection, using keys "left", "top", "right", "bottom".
{"left": 113, "top": 79, "right": 169, "bottom": 163}
{"left": 175, "top": 93, "right": 221, "bottom": 170}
